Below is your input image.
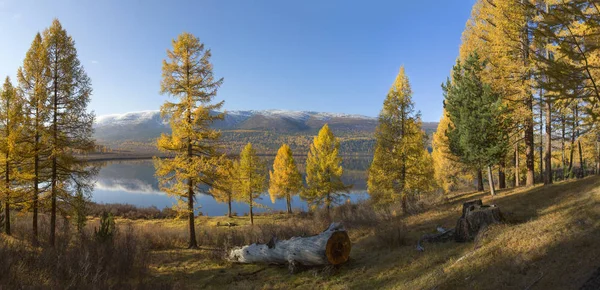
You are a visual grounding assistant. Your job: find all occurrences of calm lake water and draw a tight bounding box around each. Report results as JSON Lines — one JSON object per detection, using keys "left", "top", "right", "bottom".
{"left": 92, "top": 156, "right": 371, "bottom": 216}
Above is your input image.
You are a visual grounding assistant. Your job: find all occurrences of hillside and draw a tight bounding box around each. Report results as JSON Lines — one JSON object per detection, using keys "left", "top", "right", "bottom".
{"left": 94, "top": 110, "right": 438, "bottom": 155}
{"left": 137, "top": 176, "right": 600, "bottom": 289}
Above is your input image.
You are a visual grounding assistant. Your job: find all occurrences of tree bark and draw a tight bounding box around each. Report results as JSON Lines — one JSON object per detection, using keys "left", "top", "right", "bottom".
{"left": 487, "top": 166, "right": 496, "bottom": 196}
{"left": 286, "top": 194, "right": 292, "bottom": 214}
{"left": 499, "top": 161, "right": 506, "bottom": 189}
{"left": 525, "top": 117, "right": 535, "bottom": 187}
{"left": 477, "top": 170, "right": 484, "bottom": 192}
{"left": 229, "top": 223, "right": 351, "bottom": 269}
{"left": 539, "top": 90, "right": 544, "bottom": 183}
{"left": 544, "top": 96, "right": 552, "bottom": 184}
{"left": 562, "top": 116, "right": 566, "bottom": 179}
{"left": 578, "top": 139, "right": 584, "bottom": 178}
{"left": 455, "top": 202, "right": 504, "bottom": 242}
{"left": 50, "top": 54, "right": 58, "bottom": 247}
{"left": 4, "top": 151, "right": 10, "bottom": 235}
{"left": 515, "top": 142, "right": 520, "bottom": 187}
{"left": 568, "top": 104, "right": 577, "bottom": 177}
{"left": 522, "top": 4, "right": 535, "bottom": 188}
{"left": 188, "top": 179, "right": 197, "bottom": 249}
{"left": 227, "top": 195, "right": 232, "bottom": 218}
{"left": 250, "top": 195, "right": 254, "bottom": 225}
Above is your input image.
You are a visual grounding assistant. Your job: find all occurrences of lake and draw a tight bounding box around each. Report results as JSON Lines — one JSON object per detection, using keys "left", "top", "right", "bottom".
{"left": 92, "top": 156, "right": 372, "bottom": 216}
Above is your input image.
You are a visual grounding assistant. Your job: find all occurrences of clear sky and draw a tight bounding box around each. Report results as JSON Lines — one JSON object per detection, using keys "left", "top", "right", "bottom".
{"left": 0, "top": 0, "right": 475, "bottom": 122}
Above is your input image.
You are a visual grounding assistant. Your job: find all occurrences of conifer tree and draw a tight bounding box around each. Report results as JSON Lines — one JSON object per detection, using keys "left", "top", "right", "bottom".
{"left": 154, "top": 32, "right": 224, "bottom": 247}
{"left": 0, "top": 77, "right": 27, "bottom": 235}
{"left": 44, "top": 19, "right": 95, "bottom": 246}
{"left": 462, "top": 0, "right": 537, "bottom": 187}
{"left": 368, "top": 67, "right": 435, "bottom": 212}
{"left": 17, "top": 32, "right": 51, "bottom": 245}
{"left": 210, "top": 158, "right": 237, "bottom": 218}
{"left": 234, "top": 143, "right": 266, "bottom": 225}
{"left": 443, "top": 52, "right": 510, "bottom": 196}
{"left": 268, "top": 144, "right": 302, "bottom": 214}
{"left": 303, "top": 124, "right": 351, "bottom": 213}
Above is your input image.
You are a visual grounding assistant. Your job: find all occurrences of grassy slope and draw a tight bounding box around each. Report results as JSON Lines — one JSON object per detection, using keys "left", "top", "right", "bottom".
{"left": 144, "top": 177, "right": 600, "bottom": 289}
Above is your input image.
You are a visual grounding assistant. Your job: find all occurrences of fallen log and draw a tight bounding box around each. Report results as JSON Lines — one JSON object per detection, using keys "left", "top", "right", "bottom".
{"left": 455, "top": 201, "right": 504, "bottom": 242}
{"left": 416, "top": 226, "right": 455, "bottom": 252}
{"left": 228, "top": 223, "right": 351, "bottom": 270}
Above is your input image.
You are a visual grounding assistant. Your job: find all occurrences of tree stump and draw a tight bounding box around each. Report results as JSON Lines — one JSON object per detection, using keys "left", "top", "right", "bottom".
{"left": 455, "top": 200, "right": 504, "bottom": 242}
{"left": 228, "top": 223, "right": 351, "bottom": 269}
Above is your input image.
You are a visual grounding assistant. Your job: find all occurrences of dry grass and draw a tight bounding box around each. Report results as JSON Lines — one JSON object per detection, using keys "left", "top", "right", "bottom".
{"left": 142, "top": 177, "right": 599, "bottom": 289}
{"left": 1, "top": 176, "right": 599, "bottom": 289}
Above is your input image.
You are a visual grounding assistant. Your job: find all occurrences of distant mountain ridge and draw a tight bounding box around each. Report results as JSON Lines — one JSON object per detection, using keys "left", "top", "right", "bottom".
{"left": 93, "top": 109, "right": 438, "bottom": 155}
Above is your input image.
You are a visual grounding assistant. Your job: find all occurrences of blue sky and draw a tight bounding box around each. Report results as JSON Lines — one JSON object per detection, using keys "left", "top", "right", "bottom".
{"left": 0, "top": 0, "right": 475, "bottom": 122}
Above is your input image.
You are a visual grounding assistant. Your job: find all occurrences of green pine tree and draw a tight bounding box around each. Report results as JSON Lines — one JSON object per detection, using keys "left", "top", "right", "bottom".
{"left": 442, "top": 52, "right": 510, "bottom": 196}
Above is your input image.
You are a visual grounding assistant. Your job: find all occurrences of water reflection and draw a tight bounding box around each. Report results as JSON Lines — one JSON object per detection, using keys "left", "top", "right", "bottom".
{"left": 92, "top": 157, "right": 372, "bottom": 216}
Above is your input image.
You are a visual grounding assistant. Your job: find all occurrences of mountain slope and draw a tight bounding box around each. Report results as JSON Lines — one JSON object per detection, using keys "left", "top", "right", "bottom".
{"left": 94, "top": 109, "right": 438, "bottom": 155}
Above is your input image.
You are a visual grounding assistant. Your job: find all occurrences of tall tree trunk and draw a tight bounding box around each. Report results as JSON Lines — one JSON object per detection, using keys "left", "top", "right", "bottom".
{"left": 4, "top": 154, "right": 10, "bottom": 235}
{"left": 499, "top": 161, "right": 506, "bottom": 189}
{"left": 487, "top": 166, "right": 496, "bottom": 196}
{"left": 578, "top": 139, "right": 584, "bottom": 178}
{"left": 515, "top": 143, "right": 520, "bottom": 187}
{"left": 50, "top": 64, "right": 58, "bottom": 247}
{"left": 186, "top": 102, "right": 197, "bottom": 249}
{"left": 228, "top": 194, "right": 232, "bottom": 218}
{"left": 562, "top": 116, "right": 566, "bottom": 179}
{"left": 522, "top": 2, "right": 535, "bottom": 187}
{"left": 539, "top": 91, "right": 544, "bottom": 183}
{"left": 286, "top": 194, "right": 292, "bottom": 214}
{"left": 544, "top": 96, "right": 552, "bottom": 184}
{"left": 568, "top": 104, "right": 577, "bottom": 176}
{"left": 477, "top": 170, "right": 484, "bottom": 192}
{"left": 250, "top": 194, "right": 254, "bottom": 225}
{"left": 187, "top": 179, "right": 197, "bottom": 249}
{"left": 33, "top": 125, "right": 39, "bottom": 245}
{"left": 596, "top": 138, "right": 600, "bottom": 175}
{"left": 4, "top": 105, "right": 10, "bottom": 235}
{"left": 525, "top": 114, "right": 535, "bottom": 187}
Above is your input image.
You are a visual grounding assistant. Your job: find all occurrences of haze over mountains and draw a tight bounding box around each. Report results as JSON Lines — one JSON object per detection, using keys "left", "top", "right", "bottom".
{"left": 94, "top": 110, "right": 438, "bottom": 155}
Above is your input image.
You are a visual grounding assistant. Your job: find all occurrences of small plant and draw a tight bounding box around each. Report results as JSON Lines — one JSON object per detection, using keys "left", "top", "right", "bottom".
{"left": 95, "top": 212, "right": 116, "bottom": 242}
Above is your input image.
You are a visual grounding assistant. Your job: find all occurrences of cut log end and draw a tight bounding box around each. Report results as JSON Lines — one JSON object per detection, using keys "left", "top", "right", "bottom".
{"left": 325, "top": 231, "right": 351, "bottom": 265}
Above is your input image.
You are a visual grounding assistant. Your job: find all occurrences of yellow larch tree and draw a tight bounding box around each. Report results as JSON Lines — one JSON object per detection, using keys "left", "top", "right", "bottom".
{"left": 432, "top": 109, "right": 473, "bottom": 193}
{"left": 367, "top": 67, "right": 435, "bottom": 213}
{"left": 268, "top": 144, "right": 302, "bottom": 214}
{"left": 154, "top": 32, "right": 224, "bottom": 248}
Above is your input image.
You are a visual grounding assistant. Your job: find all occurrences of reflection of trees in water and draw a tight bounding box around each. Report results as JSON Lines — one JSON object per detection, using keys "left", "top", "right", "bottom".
{"left": 95, "top": 160, "right": 161, "bottom": 193}
{"left": 95, "top": 156, "right": 372, "bottom": 194}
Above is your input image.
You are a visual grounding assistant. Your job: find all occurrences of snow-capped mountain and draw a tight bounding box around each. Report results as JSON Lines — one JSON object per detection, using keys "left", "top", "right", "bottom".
{"left": 93, "top": 109, "right": 379, "bottom": 142}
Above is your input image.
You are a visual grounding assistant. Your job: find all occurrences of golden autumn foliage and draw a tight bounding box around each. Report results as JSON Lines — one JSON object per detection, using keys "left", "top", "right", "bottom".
{"left": 367, "top": 67, "right": 435, "bottom": 211}
{"left": 209, "top": 157, "right": 238, "bottom": 218}
{"left": 154, "top": 32, "right": 224, "bottom": 248}
{"left": 233, "top": 142, "right": 266, "bottom": 225}
{"left": 268, "top": 144, "right": 302, "bottom": 214}
{"left": 432, "top": 110, "right": 474, "bottom": 193}
{"left": 303, "top": 124, "right": 351, "bottom": 212}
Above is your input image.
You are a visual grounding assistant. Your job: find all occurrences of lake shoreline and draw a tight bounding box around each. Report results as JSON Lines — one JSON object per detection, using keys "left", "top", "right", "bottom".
{"left": 83, "top": 152, "right": 373, "bottom": 162}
